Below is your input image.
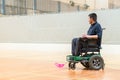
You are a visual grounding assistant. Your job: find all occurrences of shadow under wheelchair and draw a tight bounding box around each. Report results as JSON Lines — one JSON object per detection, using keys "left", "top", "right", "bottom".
{"left": 67, "top": 67, "right": 105, "bottom": 80}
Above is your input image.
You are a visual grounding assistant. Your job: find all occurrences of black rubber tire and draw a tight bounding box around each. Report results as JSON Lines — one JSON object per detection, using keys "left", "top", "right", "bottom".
{"left": 68, "top": 62, "right": 71, "bottom": 69}
{"left": 89, "top": 55, "right": 104, "bottom": 70}
{"left": 81, "top": 62, "right": 89, "bottom": 68}
{"left": 68, "top": 62, "right": 76, "bottom": 70}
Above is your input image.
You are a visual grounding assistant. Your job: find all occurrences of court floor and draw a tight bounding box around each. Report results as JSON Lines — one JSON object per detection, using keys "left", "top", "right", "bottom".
{"left": 0, "top": 43, "right": 120, "bottom": 80}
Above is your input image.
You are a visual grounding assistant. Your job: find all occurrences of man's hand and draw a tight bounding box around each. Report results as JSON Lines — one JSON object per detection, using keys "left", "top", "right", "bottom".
{"left": 82, "top": 34, "right": 88, "bottom": 38}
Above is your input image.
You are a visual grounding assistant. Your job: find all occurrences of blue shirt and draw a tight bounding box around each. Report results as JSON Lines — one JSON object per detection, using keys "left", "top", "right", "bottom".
{"left": 87, "top": 22, "right": 102, "bottom": 47}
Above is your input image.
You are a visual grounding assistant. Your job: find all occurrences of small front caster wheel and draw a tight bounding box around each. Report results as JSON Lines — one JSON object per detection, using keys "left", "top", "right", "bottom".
{"left": 68, "top": 62, "right": 76, "bottom": 70}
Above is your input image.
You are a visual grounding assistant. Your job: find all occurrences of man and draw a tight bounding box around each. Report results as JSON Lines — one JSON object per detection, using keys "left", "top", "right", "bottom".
{"left": 72, "top": 13, "right": 102, "bottom": 56}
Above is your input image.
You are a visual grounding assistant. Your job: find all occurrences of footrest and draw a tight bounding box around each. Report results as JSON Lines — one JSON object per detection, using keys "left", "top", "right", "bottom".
{"left": 66, "top": 55, "right": 83, "bottom": 62}
{"left": 66, "top": 55, "right": 74, "bottom": 61}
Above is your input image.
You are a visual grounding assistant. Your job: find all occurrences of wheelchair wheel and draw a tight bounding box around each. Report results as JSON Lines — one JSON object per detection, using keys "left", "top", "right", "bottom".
{"left": 81, "top": 61, "right": 89, "bottom": 68}
{"left": 89, "top": 55, "right": 104, "bottom": 70}
{"left": 68, "top": 62, "right": 76, "bottom": 70}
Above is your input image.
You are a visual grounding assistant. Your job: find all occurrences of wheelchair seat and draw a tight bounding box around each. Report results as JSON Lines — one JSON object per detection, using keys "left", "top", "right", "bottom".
{"left": 81, "top": 38, "right": 101, "bottom": 53}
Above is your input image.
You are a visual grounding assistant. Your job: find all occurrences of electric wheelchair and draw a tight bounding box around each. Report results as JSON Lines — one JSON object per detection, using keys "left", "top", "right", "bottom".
{"left": 66, "top": 28, "right": 105, "bottom": 70}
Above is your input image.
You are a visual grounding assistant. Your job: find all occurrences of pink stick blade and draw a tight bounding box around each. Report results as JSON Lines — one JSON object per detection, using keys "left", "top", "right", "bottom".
{"left": 55, "top": 63, "right": 65, "bottom": 68}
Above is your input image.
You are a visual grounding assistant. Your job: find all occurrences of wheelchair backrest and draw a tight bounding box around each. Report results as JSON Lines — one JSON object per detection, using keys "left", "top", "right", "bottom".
{"left": 87, "top": 28, "right": 105, "bottom": 48}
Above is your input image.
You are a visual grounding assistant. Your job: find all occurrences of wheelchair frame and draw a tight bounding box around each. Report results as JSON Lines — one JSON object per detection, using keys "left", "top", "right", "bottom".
{"left": 66, "top": 38, "right": 105, "bottom": 70}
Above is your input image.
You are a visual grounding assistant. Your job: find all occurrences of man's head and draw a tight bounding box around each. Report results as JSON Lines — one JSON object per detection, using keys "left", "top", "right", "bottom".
{"left": 88, "top": 13, "right": 97, "bottom": 24}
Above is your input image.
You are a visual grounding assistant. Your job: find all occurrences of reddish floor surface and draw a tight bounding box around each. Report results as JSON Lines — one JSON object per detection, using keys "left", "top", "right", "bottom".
{"left": 0, "top": 58, "right": 120, "bottom": 80}
{"left": 0, "top": 49, "right": 119, "bottom": 80}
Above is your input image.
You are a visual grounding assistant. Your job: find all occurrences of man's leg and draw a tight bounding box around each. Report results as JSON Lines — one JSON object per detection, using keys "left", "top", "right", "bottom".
{"left": 75, "top": 38, "right": 82, "bottom": 56}
{"left": 71, "top": 38, "right": 79, "bottom": 56}
{"left": 75, "top": 38, "right": 87, "bottom": 56}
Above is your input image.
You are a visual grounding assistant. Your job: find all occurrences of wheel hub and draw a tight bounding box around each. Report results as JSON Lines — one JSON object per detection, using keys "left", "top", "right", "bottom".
{"left": 93, "top": 58, "right": 101, "bottom": 68}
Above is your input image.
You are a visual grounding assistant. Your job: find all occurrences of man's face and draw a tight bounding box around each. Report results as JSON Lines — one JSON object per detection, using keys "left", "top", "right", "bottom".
{"left": 88, "top": 17, "right": 93, "bottom": 24}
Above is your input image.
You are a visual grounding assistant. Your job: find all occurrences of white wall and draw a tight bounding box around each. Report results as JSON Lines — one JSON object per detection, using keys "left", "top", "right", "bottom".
{"left": 0, "top": 9, "right": 120, "bottom": 44}
{"left": 54, "top": 0, "right": 109, "bottom": 10}
{"left": 95, "top": 0, "right": 108, "bottom": 9}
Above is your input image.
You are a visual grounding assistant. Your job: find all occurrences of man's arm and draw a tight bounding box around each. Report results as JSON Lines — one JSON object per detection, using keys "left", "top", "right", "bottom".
{"left": 82, "top": 24, "right": 102, "bottom": 39}
{"left": 86, "top": 35, "right": 98, "bottom": 39}
{"left": 82, "top": 34, "right": 98, "bottom": 39}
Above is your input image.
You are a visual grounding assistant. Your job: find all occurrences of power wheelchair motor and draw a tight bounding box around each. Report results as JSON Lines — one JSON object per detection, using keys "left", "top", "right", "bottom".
{"left": 66, "top": 38, "right": 105, "bottom": 70}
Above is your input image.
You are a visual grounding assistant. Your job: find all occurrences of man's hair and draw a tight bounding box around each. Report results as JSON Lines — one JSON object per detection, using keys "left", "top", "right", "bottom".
{"left": 88, "top": 13, "right": 97, "bottom": 21}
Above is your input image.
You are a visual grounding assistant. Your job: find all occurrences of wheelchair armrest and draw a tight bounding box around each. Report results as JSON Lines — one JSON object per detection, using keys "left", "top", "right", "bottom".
{"left": 87, "top": 38, "right": 99, "bottom": 48}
